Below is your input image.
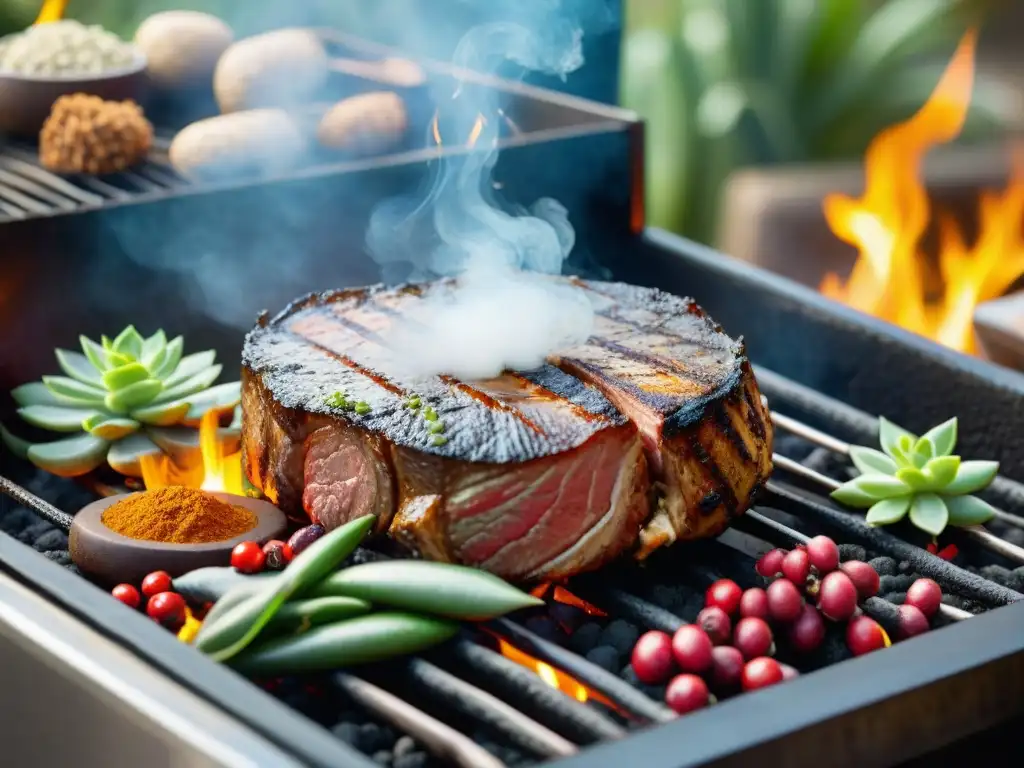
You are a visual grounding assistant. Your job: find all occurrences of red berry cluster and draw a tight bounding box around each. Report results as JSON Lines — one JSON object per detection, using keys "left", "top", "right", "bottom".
{"left": 756, "top": 536, "right": 942, "bottom": 651}
{"left": 631, "top": 536, "right": 945, "bottom": 716}
{"left": 230, "top": 525, "right": 325, "bottom": 574}
{"left": 111, "top": 570, "right": 188, "bottom": 632}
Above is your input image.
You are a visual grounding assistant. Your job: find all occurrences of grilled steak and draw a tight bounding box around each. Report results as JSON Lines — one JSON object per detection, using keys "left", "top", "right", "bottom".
{"left": 241, "top": 278, "right": 773, "bottom": 581}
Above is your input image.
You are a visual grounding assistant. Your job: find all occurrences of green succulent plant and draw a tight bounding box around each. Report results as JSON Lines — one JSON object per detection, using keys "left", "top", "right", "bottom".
{"left": 622, "top": 0, "right": 1009, "bottom": 244}
{"left": 1, "top": 326, "right": 241, "bottom": 478}
{"left": 830, "top": 416, "right": 998, "bottom": 536}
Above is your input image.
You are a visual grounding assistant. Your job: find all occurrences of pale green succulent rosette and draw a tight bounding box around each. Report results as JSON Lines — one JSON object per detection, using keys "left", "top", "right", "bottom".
{"left": 1, "top": 326, "right": 241, "bottom": 478}
{"left": 830, "top": 416, "right": 998, "bottom": 537}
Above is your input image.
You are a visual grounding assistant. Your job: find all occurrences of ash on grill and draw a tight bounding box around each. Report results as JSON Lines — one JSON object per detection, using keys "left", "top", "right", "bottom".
{"left": 4, "top": 367, "right": 1024, "bottom": 767}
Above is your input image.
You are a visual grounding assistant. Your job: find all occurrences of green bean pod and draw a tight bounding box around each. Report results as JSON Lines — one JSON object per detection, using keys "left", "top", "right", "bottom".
{"left": 196, "top": 514, "right": 376, "bottom": 662}
{"left": 229, "top": 612, "right": 459, "bottom": 677}
{"left": 311, "top": 560, "right": 544, "bottom": 620}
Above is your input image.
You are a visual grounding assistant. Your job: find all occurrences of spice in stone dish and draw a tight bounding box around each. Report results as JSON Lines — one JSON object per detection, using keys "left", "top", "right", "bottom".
{"left": 101, "top": 486, "right": 256, "bottom": 544}
{"left": 39, "top": 93, "right": 153, "bottom": 174}
{"left": 0, "top": 20, "right": 136, "bottom": 76}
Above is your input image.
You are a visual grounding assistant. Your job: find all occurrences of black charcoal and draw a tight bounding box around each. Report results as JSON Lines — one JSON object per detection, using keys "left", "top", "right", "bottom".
{"left": 393, "top": 754, "right": 429, "bottom": 768}
{"left": 372, "top": 750, "right": 393, "bottom": 766}
{"left": 33, "top": 528, "right": 69, "bottom": 552}
{"left": 585, "top": 645, "right": 621, "bottom": 672}
{"left": 523, "top": 615, "right": 561, "bottom": 643}
{"left": 568, "top": 621, "right": 602, "bottom": 654}
{"left": 600, "top": 619, "right": 639, "bottom": 656}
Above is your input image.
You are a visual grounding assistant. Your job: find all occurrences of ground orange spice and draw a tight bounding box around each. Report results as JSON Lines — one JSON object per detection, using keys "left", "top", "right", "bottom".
{"left": 101, "top": 487, "right": 256, "bottom": 544}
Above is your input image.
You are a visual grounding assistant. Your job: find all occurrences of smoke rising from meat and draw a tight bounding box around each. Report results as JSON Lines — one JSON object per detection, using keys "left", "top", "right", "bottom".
{"left": 366, "top": 0, "right": 600, "bottom": 380}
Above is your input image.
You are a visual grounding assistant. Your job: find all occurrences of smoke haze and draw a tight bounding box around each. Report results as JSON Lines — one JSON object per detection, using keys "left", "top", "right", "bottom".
{"left": 366, "top": 0, "right": 606, "bottom": 380}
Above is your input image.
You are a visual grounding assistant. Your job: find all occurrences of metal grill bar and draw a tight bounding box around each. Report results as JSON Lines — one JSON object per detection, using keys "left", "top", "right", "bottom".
{"left": 333, "top": 672, "right": 506, "bottom": 768}
{"left": 399, "top": 656, "right": 578, "bottom": 758}
{"left": 435, "top": 639, "right": 627, "bottom": 744}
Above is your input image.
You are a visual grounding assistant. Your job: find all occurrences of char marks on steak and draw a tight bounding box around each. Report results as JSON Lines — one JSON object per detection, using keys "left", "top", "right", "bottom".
{"left": 241, "top": 278, "right": 772, "bottom": 581}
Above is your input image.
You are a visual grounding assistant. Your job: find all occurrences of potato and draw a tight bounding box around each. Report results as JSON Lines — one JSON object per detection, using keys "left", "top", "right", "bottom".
{"left": 316, "top": 91, "right": 408, "bottom": 156}
{"left": 213, "top": 28, "right": 328, "bottom": 114}
{"left": 133, "top": 11, "right": 233, "bottom": 90}
{"left": 169, "top": 109, "right": 306, "bottom": 180}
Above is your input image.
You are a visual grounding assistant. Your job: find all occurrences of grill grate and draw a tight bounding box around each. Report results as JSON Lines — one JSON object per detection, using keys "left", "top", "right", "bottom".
{"left": 1, "top": 365, "right": 1023, "bottom": 767}
{"left": 0, "top": 137, "right": 189, "bottom": 222}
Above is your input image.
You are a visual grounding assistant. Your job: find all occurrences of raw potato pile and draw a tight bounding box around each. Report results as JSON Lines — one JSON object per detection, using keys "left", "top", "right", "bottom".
{"left": 0, "top": 20, "right": 136, "bottom": 76}
{"left": 40, "top": 94, "right": 153, "bottom": 174}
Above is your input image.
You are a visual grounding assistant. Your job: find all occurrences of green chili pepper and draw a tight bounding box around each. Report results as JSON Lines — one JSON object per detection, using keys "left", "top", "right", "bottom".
{"left": 311, "top": 560, "right": 544, "bottom": 620}
{"left": 195, "top": 514, "right": 376, "bottom": 662}
{"left": 431, "top": 435, "right": 447, "bottom": 446}
{"left": 229, "top": 612, "right": 459, "bottom": 677}
{"left": 173, "top": 567, "right": 274, "bottom": 603}
{"left": 266, "top": 597, "right": 372, "bottom": 636}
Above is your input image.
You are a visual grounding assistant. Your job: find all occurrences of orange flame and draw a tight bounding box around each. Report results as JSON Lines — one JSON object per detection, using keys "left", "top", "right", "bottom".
{"left": 139, "top": 410, "right": 244, "bottom": 495}
{"left": 497, "top": 639, "right": 594, "bottom": 703}
{"left": 820, "top": 29, "right": 1024, "bottom": 354}
{"left": 34, "top": 0, "right": 68, "bottom": 24}
{"left": 429, "top": 111, "right": 488, "bottom": 148}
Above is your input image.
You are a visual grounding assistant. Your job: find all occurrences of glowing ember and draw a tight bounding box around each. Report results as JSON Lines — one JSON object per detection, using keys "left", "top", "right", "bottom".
{"left": 496, "top": 639, "right": 592, "bottom": 703}
{"left": 140, "top": 410, "right": 244, "bottom": 495}
{"left": 34, "top": 0, "right": 68, "bottom": 24}
{"left": 820, "top": 29, "right": 1024, "bottom": 355}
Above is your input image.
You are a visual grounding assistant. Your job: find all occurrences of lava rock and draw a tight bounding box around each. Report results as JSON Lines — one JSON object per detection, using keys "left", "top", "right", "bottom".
{"left": 568, "top": 621, "right": 602, "bottom": 654}
{"left": 358, "top": 723, "right": 395, "bottom": 754}
{"left": 32, "top": 528, "right": 69, "bottom": 552}
{"left": 868, "top": 557, "right": 898, "bottom": 576}
{"left": 599, "top": 619, "right": 639, "bottom": 656}
{"left": 838, "top": 544, "right": 867, "bottom": 563}
{"left": 879, "top": 574, "right": 915, "bottom": 593}
{"left": 523, "top": 615, "right": 561, "bottom": 643}
{"left": 585, "top": 644, "right": 620, "bottom": 672}
{"left": 549, "top": 601, "right": 585, "bottom": 632}
{"left": 331, "top": 722, "right": 361, "bottom": 747}
{"left": 392, "top": 736, "right": 417, "bottom": 758}
{"left": 42, "top": 550, "right": 72, "bottom": 566}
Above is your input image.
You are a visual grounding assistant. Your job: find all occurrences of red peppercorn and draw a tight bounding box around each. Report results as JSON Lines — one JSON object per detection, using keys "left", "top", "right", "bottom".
{"left": 739, "top": 587, "right": 770, "bottom": 620}
{"left": 665, "top": 674, "right": 711, "bottom": 715}
{"left": 781, "top": 548, "right": 811, "bottom": 586}
{"left": 741, "top": 657, "right": 784, "bottom": 691}
{"left": 709, "top": 645, "right": 745, "bottom": 691}
{"left": 896, "top": 604, "right": 931, "bottom": 640}
{"left": 765, "top": 579, "right": 803, "bottom": 623}
{"left": 839, "top": 560, "right": 880, "bottom": 600}
{"left": 733, "top": 617, "right": 774, "bottom": 660}
{"left": 287, "top": 524, "right": 326, "bottom": 557}
{"left": 671, "top": 625, "right": 714, "bottom": 673}
{"left": 787, "top": 603, "right": 826, "bottom": 653}
{"left": 147, "top": 591, "right": 186, "bottom": 630}
{"left": 696, "top": 606, "right": 732, "bottom": 645}
{"left": 805, "top": 535, "right": 840, "bottom": 574}
{"left": 140, "top": 570, "right": 172, "bottom": 598}
{"left": 111, "top": 583, "right": 141, "bottom": 609}
{"left": 905, "top": 578, "right": 942, "bottom": 618}
{"left": 705, "top": 579, "right": 743, "bottom": 617}
{"left": 263, "top": 540, "right": 292, "bottom": 570}
{"left": 631, "top": 631, "right": 676, "bottom": 685}
{"left": 755, "top": 548, "right": 786, "bottom": 578}
{"left": 846, "top": 615, "right": 889, "bottom": 656}
{"left": 818, "top": 571, "right": 859, "bottom": 621}
{"left": 231, "top": 540, "right": 266, "bottom": 573}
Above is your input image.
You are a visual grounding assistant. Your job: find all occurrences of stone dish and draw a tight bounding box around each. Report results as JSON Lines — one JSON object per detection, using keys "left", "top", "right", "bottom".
{"left": 0, "top": 50, "right": 148, "bottom": 137}
{"left": 69, "top": 491, "right": 286, "bottom": 586}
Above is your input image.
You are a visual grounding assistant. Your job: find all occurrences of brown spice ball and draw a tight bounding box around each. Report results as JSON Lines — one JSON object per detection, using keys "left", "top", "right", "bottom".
{"left": 39, "top": 93, "right": 153, "bottom": 175}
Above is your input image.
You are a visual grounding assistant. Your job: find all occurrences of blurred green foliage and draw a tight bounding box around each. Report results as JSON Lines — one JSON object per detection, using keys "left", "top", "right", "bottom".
{"left": 621, "top": 0, "right": 1010, "bottom": 244}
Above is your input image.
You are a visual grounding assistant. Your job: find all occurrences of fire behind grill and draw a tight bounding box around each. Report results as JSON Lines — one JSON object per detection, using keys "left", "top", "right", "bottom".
{"left": 2, "top": 362, "right": 1023, "bottom": 768}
